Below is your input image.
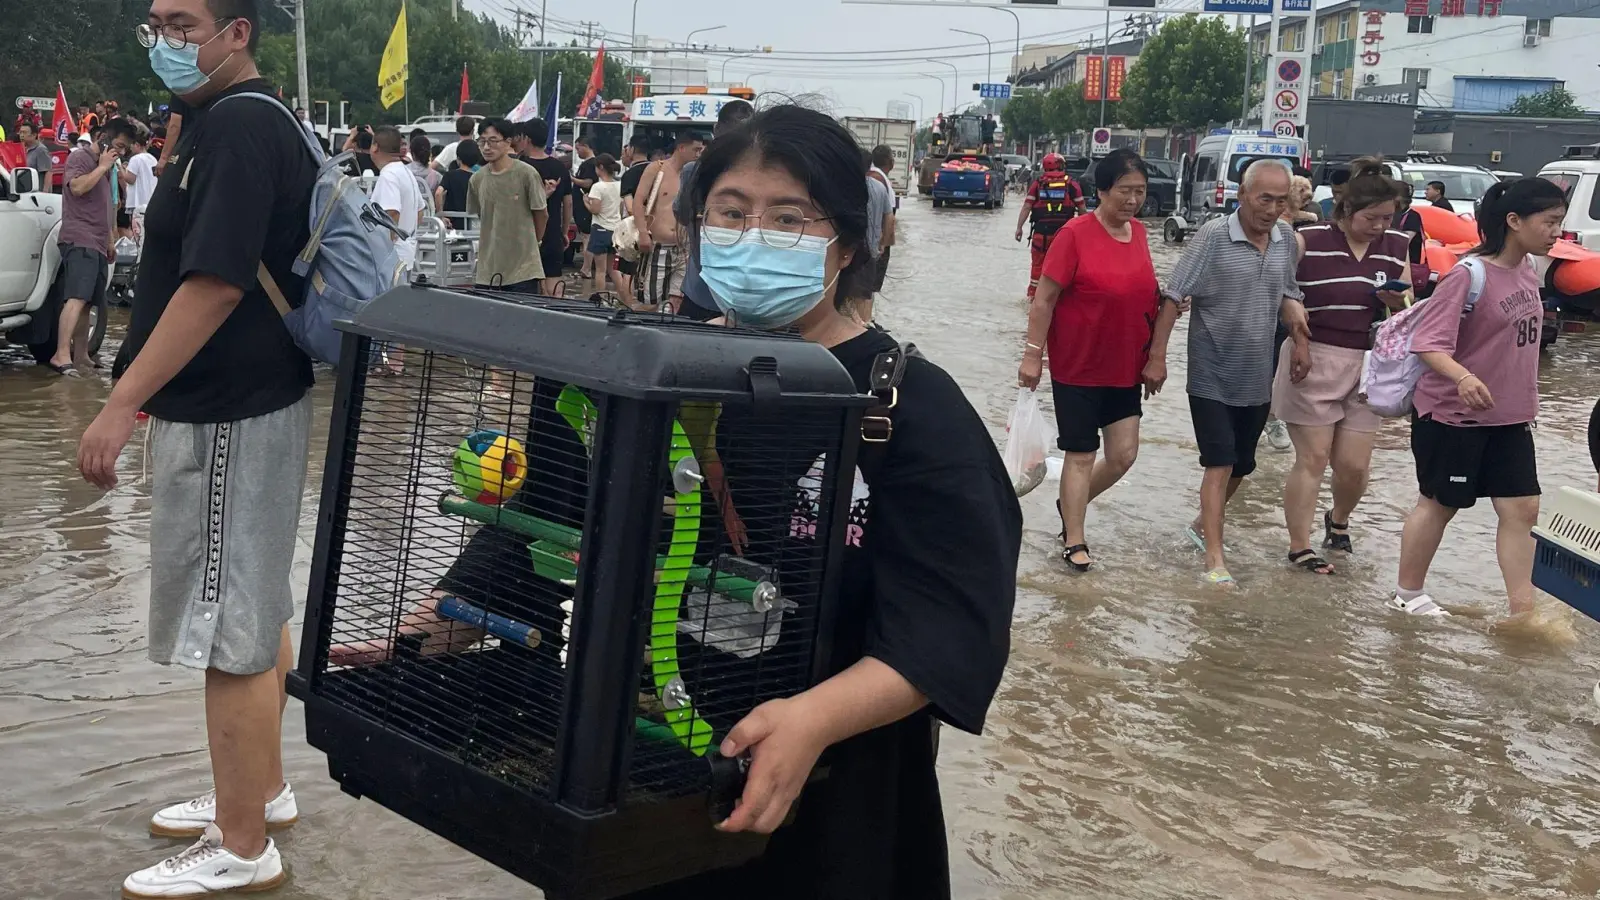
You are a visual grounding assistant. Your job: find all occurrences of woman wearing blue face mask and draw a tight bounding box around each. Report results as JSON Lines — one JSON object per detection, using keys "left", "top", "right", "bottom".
{"left": 632, "top": 103, "right": 1022, "bottom": 898}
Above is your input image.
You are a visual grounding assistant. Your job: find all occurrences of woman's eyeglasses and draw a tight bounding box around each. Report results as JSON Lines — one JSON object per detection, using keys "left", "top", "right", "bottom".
{"left": 701, "top": 206, "right": 832, "bottom": 249}
{"left": 135, "top": 18, "right": 235, "bottom": 50}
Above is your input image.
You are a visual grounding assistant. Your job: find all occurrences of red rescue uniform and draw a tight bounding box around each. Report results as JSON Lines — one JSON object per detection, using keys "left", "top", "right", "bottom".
{"left": 1025, "top": 172, "right": 1085, "bottom": 298}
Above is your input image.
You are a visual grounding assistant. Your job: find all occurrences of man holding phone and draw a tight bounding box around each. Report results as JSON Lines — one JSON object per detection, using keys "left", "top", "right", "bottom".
{"left": 46, "top": 118, "right": 136, "bottom": 375}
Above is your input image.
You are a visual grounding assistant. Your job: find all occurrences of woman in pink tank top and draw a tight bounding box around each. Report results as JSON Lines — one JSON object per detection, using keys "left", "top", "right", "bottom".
{"left": 1272, "top": 160, "right": 1413, "bottom": 576}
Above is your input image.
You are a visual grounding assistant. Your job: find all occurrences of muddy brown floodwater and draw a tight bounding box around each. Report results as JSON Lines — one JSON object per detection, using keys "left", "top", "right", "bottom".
{"left": 4, "top": 198, "right": 1600, "bottom": 900}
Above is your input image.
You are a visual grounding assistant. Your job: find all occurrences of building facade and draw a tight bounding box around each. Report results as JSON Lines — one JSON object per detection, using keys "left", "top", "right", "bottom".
{"left": 1251, "top": 0, "right": 1600, "bottom": 111}
{"left": 1009, "top": 42, "right": 1079, "bottom": 79}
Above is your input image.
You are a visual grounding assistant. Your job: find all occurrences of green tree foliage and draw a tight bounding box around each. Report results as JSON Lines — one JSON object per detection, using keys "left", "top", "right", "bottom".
{"left": 1000, "top": 90, "right": 1046, "bottom": 141}
{"left": 1119, "top": 14, "right": 1244, "bottom": 130}
{"left": 1, "top": 0, "right": 629, "bottom": 129}
{"left": 1506, "top": 86, "right": 1586, "bottom": 119}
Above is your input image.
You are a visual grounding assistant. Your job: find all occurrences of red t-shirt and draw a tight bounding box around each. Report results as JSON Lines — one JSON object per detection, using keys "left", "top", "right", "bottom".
{"left": 1040, "top": 214, "right": 1160, "bottom": 387}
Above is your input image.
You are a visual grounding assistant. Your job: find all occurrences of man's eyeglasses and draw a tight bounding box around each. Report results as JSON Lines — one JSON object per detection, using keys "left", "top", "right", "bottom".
{"left": 701, "top": 206, "right": 833, "bottom": 249}
{"left": 477, "top": 137, "right": 509, "bottom": 147}
{"left": 135, "top": 17, "right": 235, "bottom": 51}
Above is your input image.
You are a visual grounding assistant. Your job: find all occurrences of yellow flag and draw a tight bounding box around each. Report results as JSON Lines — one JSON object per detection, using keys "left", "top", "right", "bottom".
{"left": 378, "top": 1, "right": 408, "bottom": 110}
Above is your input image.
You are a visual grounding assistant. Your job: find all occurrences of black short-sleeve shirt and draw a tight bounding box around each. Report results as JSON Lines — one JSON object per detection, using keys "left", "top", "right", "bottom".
{"left": 116, "top": 79, "right": 315, "bottom": 423}
{"left": 619, "top": 160, "right": 648, "bottom": 199}
{"left": 523, "top": 155, "right": 572, "bottom": 246}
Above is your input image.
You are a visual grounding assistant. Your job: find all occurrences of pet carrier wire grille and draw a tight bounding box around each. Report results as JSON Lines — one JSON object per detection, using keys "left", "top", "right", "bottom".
{"left": 288, "top": 285, "right": 873, "bottom": 899}
{"left": 1531, "top": 486, "right": 1600, "bottom": 623}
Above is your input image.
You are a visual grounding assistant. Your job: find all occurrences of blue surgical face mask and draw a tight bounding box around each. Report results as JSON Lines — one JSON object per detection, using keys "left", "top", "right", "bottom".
{"left": 698, "top": 226, "right": 839, "bottom": 329}
{"left": 149, "top": 27, "right": 232, "bottom": 96}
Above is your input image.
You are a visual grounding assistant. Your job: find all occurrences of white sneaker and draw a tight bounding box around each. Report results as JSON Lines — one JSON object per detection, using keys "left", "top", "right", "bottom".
{"left": 122, "top": 824, "right": 286, "bottom": 899}
{"left": 150, "top": 784, "right": 298, "bottom": 839}
{"left": 1264, "top": 418, "right": 1292, "bottom": 451}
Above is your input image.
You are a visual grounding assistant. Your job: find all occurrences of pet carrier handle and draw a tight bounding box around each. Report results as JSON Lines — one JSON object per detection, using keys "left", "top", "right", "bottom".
{"left": 707, "top": 752, "right": 752, "bottom": 824}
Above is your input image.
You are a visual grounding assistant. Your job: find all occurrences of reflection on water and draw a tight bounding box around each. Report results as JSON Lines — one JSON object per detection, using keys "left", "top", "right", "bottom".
{"left": 3, "top": 203, "right": 1600, "bottom": 899}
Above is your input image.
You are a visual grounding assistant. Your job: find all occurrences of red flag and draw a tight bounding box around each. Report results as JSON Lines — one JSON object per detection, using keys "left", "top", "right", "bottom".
{"left": 578, "top": 44, "right": 605, "bottom": 119}
{"left": 459, "top": 64, "right": 470, "bottom": 109}
{"left": 52, "top": 83, "right": 75, "bottom": 136}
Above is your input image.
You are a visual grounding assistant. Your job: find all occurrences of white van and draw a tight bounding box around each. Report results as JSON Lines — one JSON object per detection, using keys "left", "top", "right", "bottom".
{"left": 1163, "top": 129, "right": 1307, "bottom": 243}
{"left": 1536, "top": 144, "right": 1600, "bottom": 252}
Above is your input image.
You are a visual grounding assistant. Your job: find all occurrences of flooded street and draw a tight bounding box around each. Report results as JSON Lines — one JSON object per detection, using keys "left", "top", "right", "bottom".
{"left": 5, "top": 197, "right": 1600, "bottom": 899}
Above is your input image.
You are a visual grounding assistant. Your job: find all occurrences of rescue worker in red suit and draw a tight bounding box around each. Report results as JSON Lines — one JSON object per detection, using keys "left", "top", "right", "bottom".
{"left": 1015, "top": 153, "right": 1086, "bottom": 299}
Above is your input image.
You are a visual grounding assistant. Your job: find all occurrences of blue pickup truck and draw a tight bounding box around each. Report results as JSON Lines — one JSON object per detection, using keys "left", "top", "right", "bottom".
{"left": 931, "top": 156, "right": 1006, "bottom": 210}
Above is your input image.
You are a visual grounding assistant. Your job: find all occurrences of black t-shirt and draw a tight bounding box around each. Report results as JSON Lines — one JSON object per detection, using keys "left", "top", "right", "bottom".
{"left": 1396, "top": 207, "right": 1425, "bottom": 263}
{"left": 624, "top": 327, "right": 1022, "bottom": 899}
{"left": 340, "top": 151, "right": 378, "bottom": 178}
{"left": 1431, "top": 195, "right": 1455, "bottom": 213}
{"left": 522, "top": 154, "right": 572, "bottom": 249}
{"left": 440, "top": 166, "right": 473, "bottom": 228}
{"left": 116, "top": 79, "right": 315, "bottom": 423}
{"left": 620, "top": 160, "right": 648, "bottom": 200}
{"left": 573, "top": 156, "right": 598, "bottom": 230}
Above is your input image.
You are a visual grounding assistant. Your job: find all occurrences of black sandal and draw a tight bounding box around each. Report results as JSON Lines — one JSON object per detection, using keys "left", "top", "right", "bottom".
{"left": 1322, "top": 511, "right": 1354, "bottom": 553}
{"left": 1288, "top": 549, "right": 1335, "bottom": 575}
{"left": 1063, "top": 543, "right": 1093, "bottom": 572}
{"left": 1055, "top": 499, "right": 1093, "bottom": 572}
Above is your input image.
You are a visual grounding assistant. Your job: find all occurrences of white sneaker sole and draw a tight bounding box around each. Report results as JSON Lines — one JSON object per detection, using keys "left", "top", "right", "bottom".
{"left": 122, "top": 869, "right": 287, "bottom": 899}
{"left": 149, "top": 816, "right": 298, "bottom": 840}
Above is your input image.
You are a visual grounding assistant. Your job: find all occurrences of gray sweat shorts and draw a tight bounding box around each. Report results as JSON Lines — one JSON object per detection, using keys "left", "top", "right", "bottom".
{"left": 147, "top": 395, "right": 312, "bottom": 675}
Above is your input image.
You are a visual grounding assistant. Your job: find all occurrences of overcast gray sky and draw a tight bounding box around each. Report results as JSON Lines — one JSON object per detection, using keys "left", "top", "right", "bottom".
{"left": 466, "top": 0, "right": 1207, "bottom": 119}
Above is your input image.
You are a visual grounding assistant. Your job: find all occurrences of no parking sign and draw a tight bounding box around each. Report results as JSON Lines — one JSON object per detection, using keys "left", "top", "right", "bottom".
{"left": 1269, "top": 54, "right": 1310, "bottom": 130}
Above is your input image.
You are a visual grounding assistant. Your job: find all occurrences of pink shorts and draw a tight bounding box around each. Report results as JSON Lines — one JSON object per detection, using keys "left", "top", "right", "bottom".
{"left": 1271, "top": 341, "right": 1382, "bottom": 434}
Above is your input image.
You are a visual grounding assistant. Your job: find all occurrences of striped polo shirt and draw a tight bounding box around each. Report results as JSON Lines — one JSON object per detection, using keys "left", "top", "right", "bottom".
{"left": 1297, "top": 223, "right": 1411, "bottom": 350}
{"left": 1164, "top": 213, "right": 1301, "bottom": 406}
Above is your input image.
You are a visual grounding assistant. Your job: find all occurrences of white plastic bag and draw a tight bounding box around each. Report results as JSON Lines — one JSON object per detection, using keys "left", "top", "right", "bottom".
{"left": 1002, "top": 387, "right": 1050, "bottom": 497}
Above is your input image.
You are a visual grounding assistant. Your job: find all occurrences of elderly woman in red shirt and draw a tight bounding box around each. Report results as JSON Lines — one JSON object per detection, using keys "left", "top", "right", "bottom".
{"left": 1018, "top": 149, "right": 1182, "bottom": 571}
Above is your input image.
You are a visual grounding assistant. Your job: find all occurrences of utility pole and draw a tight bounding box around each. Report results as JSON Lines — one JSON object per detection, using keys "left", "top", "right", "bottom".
{"left": 1099, "top": 7, "right": 1110, "bottom": 128}
{"left": 1240, "top": 15, "right": 1252, "bottom": 122}
{"left": 536, "top": 0, "right": 547, "bottom": 103}
{"left": 451, "top": 0, "right": 457, "bottom": 21}
{"left": 294, "top": 0, "right": 309, "bottom": 119}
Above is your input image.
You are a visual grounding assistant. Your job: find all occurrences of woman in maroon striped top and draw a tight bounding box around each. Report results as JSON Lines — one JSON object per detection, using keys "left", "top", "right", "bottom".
{"left": 1272, "top": 159, "right": 1413, "bottom": 575}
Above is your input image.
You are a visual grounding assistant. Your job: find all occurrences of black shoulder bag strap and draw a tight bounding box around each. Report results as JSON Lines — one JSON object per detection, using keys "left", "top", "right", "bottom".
{"left": 856, "top": 340, "right": 922, "bottom": 486}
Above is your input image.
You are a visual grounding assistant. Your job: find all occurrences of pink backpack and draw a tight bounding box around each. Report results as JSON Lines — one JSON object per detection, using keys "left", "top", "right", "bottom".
{"left": 1359, "top": 257, "right": 1486, "bottom": 418}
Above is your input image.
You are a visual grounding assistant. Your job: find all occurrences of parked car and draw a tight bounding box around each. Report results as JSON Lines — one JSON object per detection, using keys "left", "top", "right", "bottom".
{"left": 1310, "top": 155, "right": 1498, "bottom": 216}
{"left": 0, "top": 154, "right": 105, "bottom": 364}
{"left": 1142, "top": 157, "right": 1179, "bottom": 218}
{"left": 1533, "top": 144, "right": 1600, "bottom": 345}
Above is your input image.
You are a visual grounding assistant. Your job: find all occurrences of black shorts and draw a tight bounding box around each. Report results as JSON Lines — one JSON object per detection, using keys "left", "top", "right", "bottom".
{"left": 58, "top": 245, "right": 108, "bottom": 303}
{"left": 871, "top": 247, "right": 891, "bottom": 293}
{"left": 1412, "top": 414, "right": 1540, "bottom": 509}
{"left": 1189, "top": 396, "right": 1272, "bottom": 478}
{"left": 540, "top": 236, "right": 565, "bottom": 279}
{"left": 116, "top": 209, "right": 132, "bottom": 229}
{"left": 1051, "top": 382, "right": 1141, "bottom": 453}
{"left": 617, "top": 257, "right": 638, "bottom": 276}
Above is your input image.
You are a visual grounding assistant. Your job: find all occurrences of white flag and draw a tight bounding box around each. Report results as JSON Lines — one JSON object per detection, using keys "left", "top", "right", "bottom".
{"left": 507, "top": 80, "right": 539, "bottom": 123}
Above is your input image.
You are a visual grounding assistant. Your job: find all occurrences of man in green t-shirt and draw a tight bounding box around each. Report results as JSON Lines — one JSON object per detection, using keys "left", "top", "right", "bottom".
{"left": 467, "top": 117, "right": 549, "bottom": 292}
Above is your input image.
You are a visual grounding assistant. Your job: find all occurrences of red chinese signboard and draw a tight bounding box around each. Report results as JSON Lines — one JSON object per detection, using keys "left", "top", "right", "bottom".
{"left": 1404, "top": 0, "right": 1428, "bottom": 14}
{"left": 1107, "top": 56, "right": 1126, "bottom": 101}
{"left": 1082, "top": 56, "right": 1103, "bottom": 101}
{"left": 1440, "top": 0, "right": 1465, "bottom": 15}
{"left": 1361, "top": 10, "right": 1384, "bottom": 66}
{"left": 1478, "top": 0, "right": 1501, "bottom": 14}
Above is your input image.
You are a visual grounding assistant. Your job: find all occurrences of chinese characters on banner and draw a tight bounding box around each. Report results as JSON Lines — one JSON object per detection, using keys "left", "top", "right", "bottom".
{"left": 1360, "top": 10, "right": 1384, "bottom": 66}
{"left": 1107, "top": 56, "right": 1127, "bottom": 101}
{"left": 1401, "top": 0, "right": 1500, "bottom": 13}
{"left": 1082, "top": 56, "right": 1103, "bottom": 101}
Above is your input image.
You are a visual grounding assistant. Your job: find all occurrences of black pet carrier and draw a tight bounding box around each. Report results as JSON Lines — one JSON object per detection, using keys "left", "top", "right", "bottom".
{"left": 287, "top": 285, "right": 873, "bottom": 899}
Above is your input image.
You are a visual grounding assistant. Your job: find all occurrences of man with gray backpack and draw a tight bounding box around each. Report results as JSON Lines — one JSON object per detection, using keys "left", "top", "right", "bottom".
{"left": 80, "top": 1, "right": 399, "bottom": 894}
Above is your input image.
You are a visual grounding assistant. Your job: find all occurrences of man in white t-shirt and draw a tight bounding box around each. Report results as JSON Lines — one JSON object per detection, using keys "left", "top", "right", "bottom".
{"left": 125, "top": 134, "right": 159, "bottom": 245}
{"left": 370, "top": 125, "right": 422, "bottom": 270}
{"left": 432, "top": 115, "right": 477, "bottom": 173}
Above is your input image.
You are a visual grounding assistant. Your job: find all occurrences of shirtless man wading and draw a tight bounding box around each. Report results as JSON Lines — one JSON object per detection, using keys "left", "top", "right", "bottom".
{"left": 634, "top": 132, "right": 704, "bottom": 311}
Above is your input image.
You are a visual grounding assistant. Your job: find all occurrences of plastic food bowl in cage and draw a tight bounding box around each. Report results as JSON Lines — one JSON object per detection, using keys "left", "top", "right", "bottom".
{"left": 1529, "top": 486, "right": 1600, "bottom": 709}
{"left": 287, "top": 285, "right": 875, "bottom": 899}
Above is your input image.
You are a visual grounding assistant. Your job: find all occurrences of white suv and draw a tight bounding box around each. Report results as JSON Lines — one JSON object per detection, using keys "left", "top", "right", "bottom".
{"left": 0, "top": 157, "right": 108, "bottom": 364}
{"left": 1536, "top": 146, "right": 1600, "bottom": 252}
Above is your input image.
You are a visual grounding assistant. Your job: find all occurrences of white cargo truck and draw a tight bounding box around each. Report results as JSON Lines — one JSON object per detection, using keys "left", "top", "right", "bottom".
{"left": 841, "top": 116, "right": 915, "bottom": 196}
